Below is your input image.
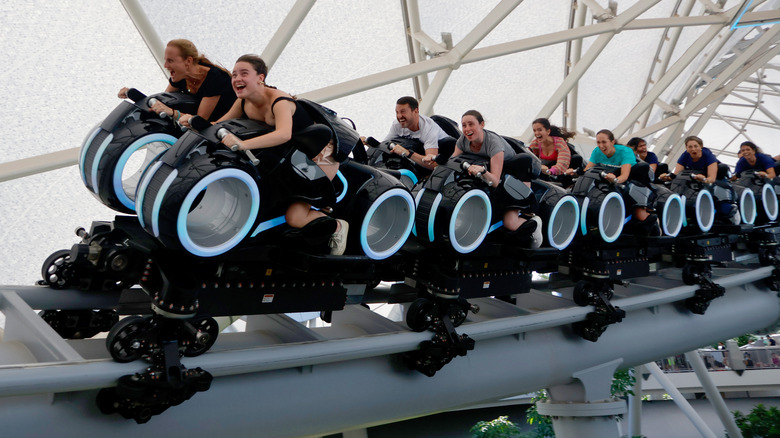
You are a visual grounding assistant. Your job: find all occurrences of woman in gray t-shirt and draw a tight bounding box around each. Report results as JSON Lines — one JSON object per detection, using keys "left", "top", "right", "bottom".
{"left": 426, "top": 110, "right": 538, "bottom": 241}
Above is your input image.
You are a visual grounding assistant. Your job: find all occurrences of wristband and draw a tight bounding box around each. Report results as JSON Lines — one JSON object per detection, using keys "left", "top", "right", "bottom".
{"left": 405, "top": 151, "right": 412, "bottom": 159}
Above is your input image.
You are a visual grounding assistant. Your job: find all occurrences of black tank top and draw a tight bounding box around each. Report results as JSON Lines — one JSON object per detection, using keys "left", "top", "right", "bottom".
{"left": 241, "top": 96, "right": 315, "bottom": 133}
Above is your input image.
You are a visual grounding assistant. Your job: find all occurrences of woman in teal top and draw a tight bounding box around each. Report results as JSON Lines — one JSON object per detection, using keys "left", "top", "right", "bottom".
{"left": 580, "top": 129, "right": 636, "bottom": 183}
{"left": 566, "top": 129, "right": 659, "bottom": 235}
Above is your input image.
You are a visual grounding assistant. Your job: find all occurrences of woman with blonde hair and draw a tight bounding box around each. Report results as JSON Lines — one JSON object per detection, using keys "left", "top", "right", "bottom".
{"left": 118, "top": 39, "right": 235, "bottom": 125}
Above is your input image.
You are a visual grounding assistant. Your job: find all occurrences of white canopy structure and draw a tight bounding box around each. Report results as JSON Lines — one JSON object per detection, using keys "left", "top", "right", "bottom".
{"left": 2, "top": 0, "right": 780, "bottom": 284}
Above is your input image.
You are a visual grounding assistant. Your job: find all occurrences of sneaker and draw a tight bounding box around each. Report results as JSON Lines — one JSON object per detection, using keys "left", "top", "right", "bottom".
{"left": 329, "top": 219, "right": 349, "bottom": 255}
{"left": 529, "top": 215, "right": 543, "bottom": 249}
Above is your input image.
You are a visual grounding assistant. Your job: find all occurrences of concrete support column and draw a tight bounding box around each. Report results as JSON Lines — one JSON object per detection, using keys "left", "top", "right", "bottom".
{"left": 536, "top": 359, "right": 626, "bottom": 438}
{"left": 627, "top": 365, "right": 643, "bottom": 438}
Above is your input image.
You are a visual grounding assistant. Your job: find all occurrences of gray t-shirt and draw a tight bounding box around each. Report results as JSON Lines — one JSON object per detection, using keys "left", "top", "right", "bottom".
{"left": 455, "top": 129, "right": 515, "bottom": 161}
{"left": 384, "top": 114, "right": 449, "bottom": 150}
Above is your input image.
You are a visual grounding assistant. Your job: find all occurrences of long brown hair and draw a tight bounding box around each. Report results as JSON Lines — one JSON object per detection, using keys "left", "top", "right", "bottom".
{"left": 167, "top": 39, "right": 229, "bottom": 75}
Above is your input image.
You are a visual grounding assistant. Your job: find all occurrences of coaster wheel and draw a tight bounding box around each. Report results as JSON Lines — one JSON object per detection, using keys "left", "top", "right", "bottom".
{"left": 406, "top": 298, "right": 434, "bottom": 332}
{"left": 40, "top": 249, "right": 74, "bottom": 289}
{"left": 572, "top": 280, "right": 593, "bottom": 307}
{"left": 182, "top": 316, "right": 220, "bottom": 357}
{"left": 106, "top": 316, "right": 151, "bottom": 363}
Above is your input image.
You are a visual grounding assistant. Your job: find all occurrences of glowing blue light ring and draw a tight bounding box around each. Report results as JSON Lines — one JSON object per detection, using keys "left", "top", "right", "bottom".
{"left": 580, "top": 197, "right": 590, "bottom": 236}
{"left": 176, "top": 169, "right": 260, "bottom": 257}
{"left": 360, "top": 188, "right": 415, "bottom": 260}
{"left": 696, "top": 190, "right": 715, "bottom": 232}
{"left": 762, "top": 184, "right": 778, "bottom": 220}
{"left": 598, "top": 191, "right": 624, "bottom": 243}
{"left": 135, "top": 160, "right": 164, "bottom": 228}
{"left": 152, "top": 169, "right": 180, "bottom": 238}
{"left": 112, "top": 133, "right": 177, "bottom": 211}
{"left": 681, "top": 195, "right": 688, "bottom": 227}
{"left": 739, "top": 188, "right": 756, "bottom": 225}
{"left": 251, "top": 215, "right": 286, "bottom": 238}
{"left": 449, "top": 190, "right": 491, "bottom": 254}
{"left": 335, "top": 170, "right": 348, "bottom": 203}
{"left": 412, "top": 188, "right": 426, "bottom": 237}
{"left": 89, "top": 132, "right": 115, "bottom": 195}
{"left": 662, "top": 194, "right": 684, "bottom": 237}
{"left": 548, "top": 195, "right": 580, "bottom": 250}
{"left": 79, "top": 126, "right": 101, "bottom": 185}
{"left": 428, "top": 192, "right": 443, "bottom": 243}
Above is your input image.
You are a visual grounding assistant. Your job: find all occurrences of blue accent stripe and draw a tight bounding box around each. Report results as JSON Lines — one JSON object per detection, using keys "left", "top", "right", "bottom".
{"left": 135, "top": 161, "right": 164, "bottom": 228}
{"left": 89, "top": 132, "right": 115, "bottom": 195}
{"left": 251, "top": 215, "right": 287, "bottom": 238}
{"left": 152, "top": 169, "right": 179, "bottom": 238}
{"left": 79, "top": 127, "right": 101, "bottom": 186}
{"left": 729, "top": 1, "right": 780, "bottom": 29}
{"left": 488, "top": 221, "right": 504, "bottom": 233}
{"left": 335, "top": 170, "right": 348, "bottom": 203}
{"left": 398, "top": 169, "right": 418, "bottom": 186}
{"left": 428, "top": 193, "right": 443, "bottom": 243}
{"left": 580, "top": 197, "right": 590, "bottom": 236}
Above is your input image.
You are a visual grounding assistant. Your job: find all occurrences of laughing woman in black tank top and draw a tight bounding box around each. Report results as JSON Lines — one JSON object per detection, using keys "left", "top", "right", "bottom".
{"left": 215, "top": 54, "right": 348, "bottom": 254}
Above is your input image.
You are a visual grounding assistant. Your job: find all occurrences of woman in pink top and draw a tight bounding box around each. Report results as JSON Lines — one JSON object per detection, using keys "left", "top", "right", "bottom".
{"left": 528, "top": 118, "right": 573, "bottom": 176}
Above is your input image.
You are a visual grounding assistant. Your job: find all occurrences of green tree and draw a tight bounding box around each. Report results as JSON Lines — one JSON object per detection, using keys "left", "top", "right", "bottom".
{"left": 730, "top": 404, "right": 780, "bottom": 438}
{"left": 470, "top": 415, "right": 523, "bottom": 438}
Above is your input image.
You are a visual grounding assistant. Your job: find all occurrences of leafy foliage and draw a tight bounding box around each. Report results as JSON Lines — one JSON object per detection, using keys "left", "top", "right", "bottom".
{"left": 470, "top": 415, "right": 523, "bottom": 438}
{"left": 521, "top": 391, "right": 555, "bottom": 438}
{"left": 731, "top": 404, "right": 780, "bottom": 438}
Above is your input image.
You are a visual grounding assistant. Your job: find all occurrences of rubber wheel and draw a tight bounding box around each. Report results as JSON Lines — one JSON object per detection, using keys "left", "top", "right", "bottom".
{"left": 96, "top": 388, "right": 118, "bottom": 415}
{"left": 40, "top": 249, "right": 73, "bottom": 289}
{"left": 406, "top": 298, "right": 434, "bottom": 332}
{"left": 682, "top": 264, "right": 698, "bottom": 285}
{"left": 106, "top": 316, "right": 150, "bottom": 363}
{"left": 182, "top": 316, "right": 219, "bottom": 357}
{"left": 572, "top": 280, "right": 592, "bottom": 306}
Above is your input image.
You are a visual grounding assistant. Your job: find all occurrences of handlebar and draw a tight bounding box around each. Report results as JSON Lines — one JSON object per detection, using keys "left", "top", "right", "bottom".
{"left": 599, "top": 171, "right": 625, "bottom": 189}
{"left": 461, "top": 162, "right": 493, "bottom": 186}
{"left": 217, "top": 128, "right": 259, "bottom": 166}
{"left": 147, "top": 97, "right": 168, "bottom": 119}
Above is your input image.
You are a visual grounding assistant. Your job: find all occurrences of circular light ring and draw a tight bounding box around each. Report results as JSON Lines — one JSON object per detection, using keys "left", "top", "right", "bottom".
{"left": 695, "top": 189, "right": 715, "bottom": 232}
{"left": 448, "top": 189, "right": 491, "bottom": 254}
{"left": 79, "top": 126, "right": 101, "bottom": 186}
{"left": 112, "top": 133, "right": 177, "bottom": 211}
{"left": 547, "top": 195, "right": 580, "bottom": 250}
{"left": 579, "top": 197, "right": 590, "bottom": 236}
{"left": 425, "top": 192, "right": 444, "bottom": 243}
{"left": 135, "top": 160, "right": 165, "bottom": 228}
{"left": 89, "top": 132, "right": 115, "bottom": 195}
{"left": 412, "top": 188, "right": 426, "bottom": 237}
{"left": 152, "top": 169, "right": 180, "bottom": 238}
{"left": 738, "top": 188, "right": 757, "bottom": 225}
{"left": 762, "top": 183, "right": 779, "bottom": 221}
{"left": 661, "top": 194, "right": 684, "bottom": 237}
{"left": 598, "top": 191, "right": 625, "bottom": 243}
{"left": 359, "top": 188, "right": 415, "bottom": 260}
{"left": 176, "top": 168, "right": 260, "bottom": 257}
